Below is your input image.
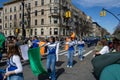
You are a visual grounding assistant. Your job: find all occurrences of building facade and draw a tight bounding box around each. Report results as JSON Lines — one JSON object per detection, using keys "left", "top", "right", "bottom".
{"left": 92, "top": 22, "right": 109, "bottom": 37}
{"left": 0, "top": 8, "right": 3, "bottom": 33}
{"left": 2, "top": 0, "right": 92, "bottom": 38}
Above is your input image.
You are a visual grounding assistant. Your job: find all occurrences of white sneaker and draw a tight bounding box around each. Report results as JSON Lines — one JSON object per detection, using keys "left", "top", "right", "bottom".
{"left": 67, "top": 65, "right": 69, "bottom": 68}
{"left": 70, "top": 66, "right": 72, "bottom": 68}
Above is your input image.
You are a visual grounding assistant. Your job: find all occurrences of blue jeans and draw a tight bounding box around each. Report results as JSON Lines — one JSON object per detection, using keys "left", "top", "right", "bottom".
{"left": 7, "top": 73, "right": 24, "bottom": 80}
{"left": 46, "top": 54, "right": 56, "bottom": 80}
{"left": 67, "top": 50, "right": 74, "bottom": 66}
{"left": 78, "top": 48, "right": 84, "bottom": 60}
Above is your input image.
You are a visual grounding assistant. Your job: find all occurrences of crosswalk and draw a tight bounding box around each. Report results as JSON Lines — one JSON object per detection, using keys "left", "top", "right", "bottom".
{"left": 58, "top": 49, "right": 93, "bottom": 57}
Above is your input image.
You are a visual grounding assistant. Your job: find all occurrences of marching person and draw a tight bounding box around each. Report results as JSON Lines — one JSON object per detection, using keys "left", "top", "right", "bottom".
{"left": 77, "top": 38, "right": 85, "bottom": 61}
{"left": 4, "top": 41, "right": 24, "bottom": 80}
{"left": 41, "top": 36, "right": 57, "bottom": 80}
{"left": 66, "top": 37, "right": 75, "bottom": 68}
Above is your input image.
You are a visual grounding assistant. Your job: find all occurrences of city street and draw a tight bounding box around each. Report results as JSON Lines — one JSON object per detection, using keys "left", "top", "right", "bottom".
{"left": 23, "top": 46, "right": 96, "bottom": 80}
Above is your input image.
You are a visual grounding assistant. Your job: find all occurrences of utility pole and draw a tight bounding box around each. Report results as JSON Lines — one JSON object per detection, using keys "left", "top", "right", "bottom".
{"left": 100, "top": 8, "right": 120, "bottom": 22}
{"left": 21, "top": 0, "right": 26, "bottom": 40}
{"left": 59, "top": 0, "right": 61, "bottom": 40}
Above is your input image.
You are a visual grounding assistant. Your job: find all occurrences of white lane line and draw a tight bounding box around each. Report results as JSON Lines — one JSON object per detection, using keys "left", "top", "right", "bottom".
{"left": 74, "top": 50, "right": 86, "bottom": 56}
{"left": 83, "top": 50, "right": 93, "bottom": 57}
{"left": 59, "top": 51, "right": 67, "bottom": 55}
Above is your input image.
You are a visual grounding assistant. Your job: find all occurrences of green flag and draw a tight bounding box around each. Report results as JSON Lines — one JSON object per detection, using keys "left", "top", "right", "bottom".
{"left": 0, "top": 33, "right": 5, "bottom": 49}
{"left": 28, "top": 47, "right": 47, "bottom": 76}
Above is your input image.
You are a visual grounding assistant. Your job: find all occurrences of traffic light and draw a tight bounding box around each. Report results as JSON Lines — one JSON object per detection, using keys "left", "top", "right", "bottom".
{"left": 100, "top": 10, "right": 106, "bottom": 16}
{"left": 65, "top": 11, "right": 71, "bottom": 18}
{"left": 65, "top": 11, "right": 69, "bottom": 18}
{"left": 100, "top": 11, "right": 103, "bottom": 16}
{"left": 16, "top": 28, "right": 20, "bottom": 33}
{"left": 103, "top": 10, "right": 106, "bottom": 16}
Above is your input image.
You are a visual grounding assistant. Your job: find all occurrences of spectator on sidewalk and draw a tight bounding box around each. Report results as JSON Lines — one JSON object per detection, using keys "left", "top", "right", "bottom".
{"left": 95, "top": 39, "right": 109, "bottom": 56}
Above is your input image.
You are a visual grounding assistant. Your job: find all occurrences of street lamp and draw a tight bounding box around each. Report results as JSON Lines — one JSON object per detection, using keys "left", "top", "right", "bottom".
{"left": 100, "top": 8, "right": 120, "bottom": 22}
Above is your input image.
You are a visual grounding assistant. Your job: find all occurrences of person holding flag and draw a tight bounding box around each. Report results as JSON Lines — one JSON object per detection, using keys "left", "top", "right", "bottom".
{"left": 41, "top": 36, "right": 57, "bottom": 80}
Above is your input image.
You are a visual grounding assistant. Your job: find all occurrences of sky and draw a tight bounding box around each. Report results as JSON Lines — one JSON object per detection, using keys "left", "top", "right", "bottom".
{"left": 0, "top": 0, "right": 120, "bottom": 34}
{"left": 71, "top": 0, "right": 120, "bottom": 34}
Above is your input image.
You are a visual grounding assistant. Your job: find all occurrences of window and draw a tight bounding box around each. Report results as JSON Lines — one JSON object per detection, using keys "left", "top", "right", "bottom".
{"left": 35, "top": 29, "right": 37, "bottom": 35}
{"left": 50, "top": 28, "right": 52, "bottom": 35}
{"left": 14, "top": 7, "right": 16, "bottom": 12}
{"left": 5, "top": 8, "right": 7, "bottom": 13}
{"left": 54, "top": 7, "right": 58, "bottom": 13}
{"left": 50, "top": 0, "right": 51, "bottom": 3}
{"left": 0, "top": 19, "right": 2, "bottom": 23}
{"left": 10, "top": 8, "right": 12, "bottom": 12}
{"left": 28, "top": 3, "right": 31, "bottom": 8}
{"left": 30, "top": 29, "right": 33, "bottom": 35}
{"left": 41, "top": 19, "right": 44, "bottom": 25}
{"left": 41, "top": 28, "right": 44, "bottom": 35}
{"left": 54, "top": 28, "right": 58, "bottom": 35}
{"left": 41, "top": 9, "right": 44, "bottom": 15}
{"left": 10, "top": 15, "right": 12, "bottom": 20}
{"left": 35, "top": 19, "right": 37, "bottom": 25}
{"left": 0, "top": 25, "right": 2, "bottom": 29}
{"left": 10, "top": 23, "right": 12, "bottom": 28}
{"left": 35, "top": 1, "right": 38, "bottom": 7}
{"left": 20, "top": 5, "right": 21, "bottom": 10}
{"left": 14, "top": 21, "right": 17, "bottom": 27}
{"left": 5, "top": 31, "right": 7, "bottom": 35}
{"left": 54, "top": 17, "right": 58, "bottom": 24}
{"left": 63, "top": 29, "right": 65, "bottom": 35}
{"left": 5, "top": 16, "right": 7, "bottom": 20}
{"left": 5, "top": 23, "right": 7, "bottom": 28}
{"left": 54, "top": 0, "right": 59, "bottom": 3}
{"left": 0, "top": 12, "right": 1, "bottom": 17}
{"left": 50, "top": 7, "right": 52, "bottom": 13}
{"left": 41, "top": 0, "right": 44, "bottom": 6}
{"left": 49, "top": 16, "right": 51, "bottom": 24}
{"left": 14, "top": 14, "right": 16, "bottom": 20}
{"left": 19, "top": 13, "right": 21, "bottom": 19}
{"left": 35, "top": 10, "right": 37, "bottom": 16}
{"left": 19, "top": 21, "right": 21, "bottom": 26}
{"left": 25, "top": 4, "right": 27, "bottom": 7}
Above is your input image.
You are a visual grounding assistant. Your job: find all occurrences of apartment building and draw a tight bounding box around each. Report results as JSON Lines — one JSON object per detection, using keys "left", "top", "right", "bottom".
{"left": 0, "top": 8, "right": 3, "bottom": 33}
{"left": 3, "top": 0, "right": 92, "bottom": 38}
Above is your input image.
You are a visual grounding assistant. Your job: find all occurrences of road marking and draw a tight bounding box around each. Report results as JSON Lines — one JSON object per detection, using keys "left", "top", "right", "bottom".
{"left": 83, "top": 50, "right": 93, "bottom": 57}
{"left": 74, "top": 50, "right": 85, "bottom": 56}
{"left": 59, "top": 51, "right": 67, "bottom": 55}
{"left": 58, "top": 50, "right": 93, "bottom": 57}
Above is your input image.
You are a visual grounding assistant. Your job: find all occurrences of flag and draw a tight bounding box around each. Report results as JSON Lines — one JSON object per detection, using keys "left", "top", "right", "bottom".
{"left": 0, "top": 33, "right": 5, "bottom": 49}
{"left": 28, "top": 47, "right": 47, "bottom": 76}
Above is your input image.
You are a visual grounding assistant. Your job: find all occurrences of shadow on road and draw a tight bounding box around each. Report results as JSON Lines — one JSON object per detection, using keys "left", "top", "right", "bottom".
{"left": 73, "top": 60, "right": 77, "bottom": 66}
{"left": 37, "top": 68, "right": 65, "bottom": 80}
{"left": 56, "top": 61, "right": 64, "bottom": 67}
{"left": 38, "top": 74, "right": 49, "bottom": 80}
{"left": 56, "top": 68, "right": 65, "bottom": 79}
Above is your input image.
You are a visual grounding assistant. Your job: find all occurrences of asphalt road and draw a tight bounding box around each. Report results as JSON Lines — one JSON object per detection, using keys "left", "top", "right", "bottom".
{"left": 23, "top": 46, "right": 96, "bottom": 80}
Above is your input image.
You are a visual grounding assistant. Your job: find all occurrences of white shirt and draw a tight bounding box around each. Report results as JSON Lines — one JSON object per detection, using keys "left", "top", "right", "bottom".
{"left": 99, "top": 46, "right": 109, "bottom": 55}
{"left": 7, "top": 55, "right": 23, "bottom": 74}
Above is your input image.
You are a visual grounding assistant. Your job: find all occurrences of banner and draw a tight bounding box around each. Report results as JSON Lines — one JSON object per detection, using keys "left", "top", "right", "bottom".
{"left": 28, "top": 47, "right": 47, "bottom": 76}
{"left": 20, "top": 44, "right": 29, "bottom": 60}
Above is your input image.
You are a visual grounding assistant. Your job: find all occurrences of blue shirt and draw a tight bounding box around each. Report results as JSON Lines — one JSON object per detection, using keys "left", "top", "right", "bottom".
{"left": 78, "top": 41, "right": 85, "bottom": 48}
{"left": 68, "top": 41, "right": 75, "bottom": 51}
{"left": 47, "top": 43, "right": 57, "bottom": 54}
{"left": 32, "top": 39, "right": 39, "bottom": 48}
